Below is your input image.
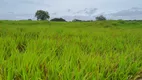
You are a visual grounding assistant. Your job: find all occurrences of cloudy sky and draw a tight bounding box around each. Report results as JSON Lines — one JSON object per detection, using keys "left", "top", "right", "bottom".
{"left": 0, "top": 0, "right": 142, "bottom": 20}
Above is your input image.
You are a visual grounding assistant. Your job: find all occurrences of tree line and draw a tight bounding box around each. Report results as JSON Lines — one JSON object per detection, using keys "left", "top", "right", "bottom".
{"left": 35, "top": 10, "right": 106, "bottom": 22}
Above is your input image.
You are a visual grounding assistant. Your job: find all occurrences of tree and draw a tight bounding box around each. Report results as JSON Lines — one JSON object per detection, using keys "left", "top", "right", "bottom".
{"left": 50, "top": 18, "right": 66, "bottom": 22}
{"left": 96, "top": 15, "right": 106, "bottom": 21}
{"left": 35, "top": 10, "right": 50, "bottom": 20}
{"left": 72, "top": 19, "right": 82, "bottom": 22}
{"left": 28, "top": 19, "right": 32, "bottom": 21}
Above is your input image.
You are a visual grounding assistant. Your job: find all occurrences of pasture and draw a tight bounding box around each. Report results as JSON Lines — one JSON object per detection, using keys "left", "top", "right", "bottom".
{"left": 0, "top": 20, "right": 142, "bottom": 80}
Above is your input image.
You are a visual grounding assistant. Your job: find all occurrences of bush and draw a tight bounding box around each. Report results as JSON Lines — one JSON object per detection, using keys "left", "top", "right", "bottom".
{"left": 96, "top": 15, "right": 106, "bottom": 21}
{"left": 112, "top": 22, "right": 118, "bottom": 26}
{"left": 118, "top": 20, "right": 125, "bottom": 24}
{"left": 103, "top": 24, "right": 112, "bottom": 28}
{"left": 72, "top": 19, "right": 82, "bottom": 22}
{"left": 50, "top": 18, "right": 66, "bottom": 22}
{"left": 28, "top": 19, "right": 32, "bottom": 21}
{"left": 0, "top": 21, "right": 3, "bottom": 23}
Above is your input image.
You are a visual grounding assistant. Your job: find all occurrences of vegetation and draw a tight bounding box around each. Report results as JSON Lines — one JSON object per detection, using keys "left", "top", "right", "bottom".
{"left": 35, "top": 10, "right": 50, "bottom": 20}
{"left": 72, "top": 19, "right": 83, "bottom": 22}
{"left": 96, "top": 15, "right": 106, "bottom": 21}
{"left": 0, "top": 20, "right": 142, "bottom": 80}
{"left": 50, "top": 18, "right": 66, "bottom": 22}
{"left": 28, "top": 19, "right": 32, "bottom": 21}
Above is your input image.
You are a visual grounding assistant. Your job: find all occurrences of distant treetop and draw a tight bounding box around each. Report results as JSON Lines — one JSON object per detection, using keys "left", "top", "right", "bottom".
{"left": 72, "top": 19, "right": 82, "bottom": 22}
{"left": 96, "top": 15, "right": 106, "bottom": 21}
{"left": 35, "top": 10, "right": 50, "bottom": 20}
{"left": 50, "top": 18, "right": 66, "bottom": 22}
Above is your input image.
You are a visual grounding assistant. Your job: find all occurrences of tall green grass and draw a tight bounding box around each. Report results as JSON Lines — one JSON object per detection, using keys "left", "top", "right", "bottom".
{"left": 0, "top": 20, "right": 142, "bottom": 80}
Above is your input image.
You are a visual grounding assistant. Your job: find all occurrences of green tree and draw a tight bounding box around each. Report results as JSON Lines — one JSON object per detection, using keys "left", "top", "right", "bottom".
{"left": 72, "top": 19, "right": 82, "bottom": 22}
{"left": 35, "top": 10, "right": 50, "bottom": 20}
{"left": 50, "top": 18, "right": 66, "bottom": 22}
{"left": 96, "top": 15, "right": 106, "bottom": 21}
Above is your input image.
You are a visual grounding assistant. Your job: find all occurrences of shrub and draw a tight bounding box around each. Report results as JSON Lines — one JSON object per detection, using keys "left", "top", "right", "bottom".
{"left": 28, "top": 19, "right": 32, "bottom": 21}
{"left": 72, "top": 19, "right": 82, "bottom": 22}
{"left": 96, "top": 15, "right": 106, "bottom": 21}
{"left": 118, "top": 20, "right": 125, "bottom": 24}
{"left": 112, "top": 22, "right": 118, "bottom": 26}
{"left": 103, "top": 24, "right": 112, "bottom": 28}
{"left": 50, "top": 18, "right": 66, "bottom": 22}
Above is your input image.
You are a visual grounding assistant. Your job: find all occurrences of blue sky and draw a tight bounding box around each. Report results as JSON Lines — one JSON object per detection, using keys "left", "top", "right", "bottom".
{"left": 0, "top": 0, "right": 142, "bottom": 20}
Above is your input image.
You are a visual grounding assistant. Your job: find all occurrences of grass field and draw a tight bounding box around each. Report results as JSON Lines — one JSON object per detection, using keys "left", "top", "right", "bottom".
{"left": 0, "top": 20, "right": 142, "bottom": 80}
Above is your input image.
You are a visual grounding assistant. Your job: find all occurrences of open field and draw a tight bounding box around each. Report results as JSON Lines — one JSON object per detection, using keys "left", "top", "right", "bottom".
{"left": 0, "top": 20, "right": 142, "bottom": 80}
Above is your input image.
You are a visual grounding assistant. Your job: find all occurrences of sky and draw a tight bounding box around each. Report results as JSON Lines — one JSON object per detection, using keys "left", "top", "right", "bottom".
{"left": 0, "top": 0, "right": 142, "bottom": 20}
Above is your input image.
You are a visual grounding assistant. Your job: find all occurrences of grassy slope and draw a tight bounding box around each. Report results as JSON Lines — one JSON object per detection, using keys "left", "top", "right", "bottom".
{"left": 0, "top": 20, "right": 142, "bottom": 80}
